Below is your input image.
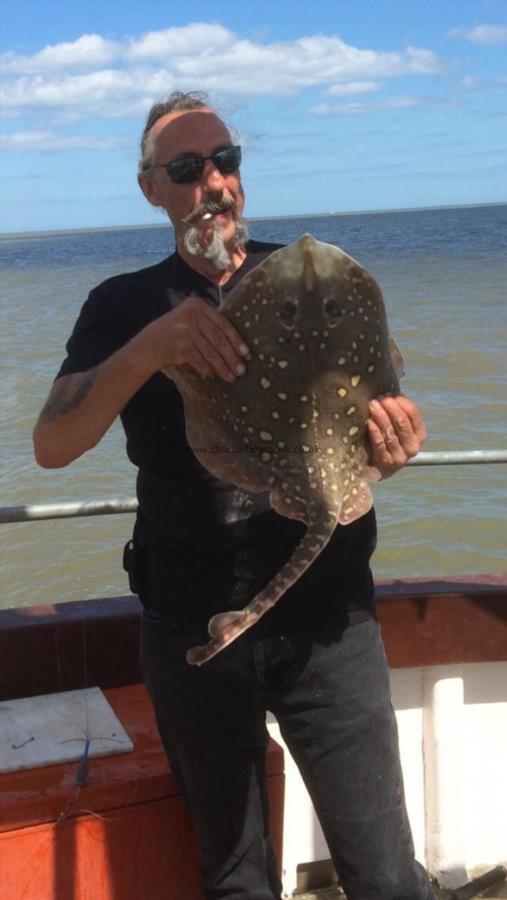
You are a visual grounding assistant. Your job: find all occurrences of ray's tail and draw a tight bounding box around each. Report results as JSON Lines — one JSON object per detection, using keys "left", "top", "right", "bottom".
{"left": 186, "top": 506, "right": 337, "bottom": 666}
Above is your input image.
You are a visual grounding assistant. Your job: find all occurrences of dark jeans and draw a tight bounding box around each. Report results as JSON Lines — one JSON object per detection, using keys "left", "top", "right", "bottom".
{"left": 140, "top": 615, "right": 435, "bottom": 900}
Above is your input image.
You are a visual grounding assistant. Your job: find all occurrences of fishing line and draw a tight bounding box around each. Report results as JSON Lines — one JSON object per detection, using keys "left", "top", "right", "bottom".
{"left": 56, "top": 617, "right": 91, "bottom": 823}
{"left": 68, "top": 778, "right": 140, "bottom": 823}
{"left": 56, "top": 618, "right": 139, "bottom": 825}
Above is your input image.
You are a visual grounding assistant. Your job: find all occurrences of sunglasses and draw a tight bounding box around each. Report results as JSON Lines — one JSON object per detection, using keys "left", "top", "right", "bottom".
{"left": 149, "top": 145, "right": 242, "bottom": 184}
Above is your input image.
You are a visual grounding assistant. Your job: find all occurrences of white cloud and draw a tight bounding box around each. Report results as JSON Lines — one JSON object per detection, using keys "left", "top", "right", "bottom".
{"left": 466, "top": 24, "right": 507, "bottom": 44}
{"left": 448, "top": 24, "right": 507, "bottom": 45}
{"left": 0, "top": 68, "right": 178, "bottom": 117}
{"left": 326, "top": 81, "right": 381, "bottom": 96}
{"left": 187, "top": 38, "right": 440, "bottom": 93}
{"left": 0, "top": 23, "right": 443, "bottom": 166}
{"left": 0, "top": 24, "right": 441, "bottom": 118}
{"left": 0, "top": 34, "right": 119, "bottom": 75}
{"left": 461, "top": 75, "right": 480, "bottom": 89}
{"left": 312, "top": 96, "right": 421, "bottom": 115}
{"left": 125, "top": 23, "right": 234, "bottom": 60}
{"left": 0, "top": 131, "right": 121, "bottom": 150}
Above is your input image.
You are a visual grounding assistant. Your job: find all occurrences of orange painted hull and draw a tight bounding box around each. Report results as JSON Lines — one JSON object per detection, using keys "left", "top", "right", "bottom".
{"left": 0, "top": 684, "right": 285, "bottom": 900}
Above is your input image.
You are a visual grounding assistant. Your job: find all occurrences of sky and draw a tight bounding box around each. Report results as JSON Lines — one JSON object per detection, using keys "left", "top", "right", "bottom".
{"left": 1, "top": 0, "right": 506, "bottom": 233}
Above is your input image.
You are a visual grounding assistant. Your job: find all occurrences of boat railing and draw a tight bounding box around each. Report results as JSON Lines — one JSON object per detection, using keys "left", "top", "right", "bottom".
{"left": 0, "top": 450, "right": 506, "bottom": 524}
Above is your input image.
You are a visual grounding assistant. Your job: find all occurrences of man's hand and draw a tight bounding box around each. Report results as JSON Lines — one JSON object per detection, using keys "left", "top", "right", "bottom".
{"left": 366, "top": 395, "right": 427, "bottom": 479}
{"left": 142, "top": 296, "right": 250, "bottom": 382}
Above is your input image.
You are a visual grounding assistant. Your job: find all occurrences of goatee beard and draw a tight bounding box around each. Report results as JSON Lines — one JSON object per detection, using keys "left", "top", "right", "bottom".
{"left": 182, "top": 217, "right": 249, "bottom": 271}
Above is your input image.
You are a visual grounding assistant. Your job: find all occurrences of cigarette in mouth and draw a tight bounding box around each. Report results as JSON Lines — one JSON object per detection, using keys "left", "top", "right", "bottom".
{"left": 202, "top": 212, "right": 212, "bottom": 220}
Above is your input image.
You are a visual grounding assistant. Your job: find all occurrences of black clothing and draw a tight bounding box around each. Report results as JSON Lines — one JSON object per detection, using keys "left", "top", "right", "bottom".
{"left": 57, "top": 238, "right": 435, "bottom": 899}
{"left": 58, "top": 240, "right": 376, "bottom": 632}
{"left": 141, "top": 617, "right": 434, "bottom": 900}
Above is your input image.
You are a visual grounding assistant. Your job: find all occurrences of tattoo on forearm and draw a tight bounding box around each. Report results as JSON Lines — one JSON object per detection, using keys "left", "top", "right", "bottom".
{"left": 40, "top": 368, "right": 100, "bottom": 423}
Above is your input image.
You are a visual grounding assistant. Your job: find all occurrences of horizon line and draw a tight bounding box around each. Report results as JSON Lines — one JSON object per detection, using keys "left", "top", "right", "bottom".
{"left": 1, "top": 200, "right": 505, "bottom": 240}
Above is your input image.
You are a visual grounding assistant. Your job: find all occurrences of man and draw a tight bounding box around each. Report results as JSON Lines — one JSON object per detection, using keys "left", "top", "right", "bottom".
{"left": 34, "top": 91, "right": 434, "bottom": 899}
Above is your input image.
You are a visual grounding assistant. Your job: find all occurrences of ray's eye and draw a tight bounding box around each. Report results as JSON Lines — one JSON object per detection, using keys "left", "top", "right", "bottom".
{"left": 324, "top": 298, "right": 343, "bottom": 326}
{"left": 278, "top": 300, "right": 298, "bottom": 330}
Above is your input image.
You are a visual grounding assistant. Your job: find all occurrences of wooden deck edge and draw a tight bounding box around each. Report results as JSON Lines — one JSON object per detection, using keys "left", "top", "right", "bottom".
{"left": 1, "top": 576, "right": 506, "bottom": 701}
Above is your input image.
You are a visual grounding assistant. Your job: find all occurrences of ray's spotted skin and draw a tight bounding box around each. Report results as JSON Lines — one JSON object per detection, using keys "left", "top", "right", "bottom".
{"left": 165, "top": 234, "right": 404, "bottom": 666}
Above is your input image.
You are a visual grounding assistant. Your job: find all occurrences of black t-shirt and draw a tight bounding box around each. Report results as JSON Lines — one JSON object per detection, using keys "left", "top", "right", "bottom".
{"left": 58, "top": 239, "right": 377, "bottom": 633}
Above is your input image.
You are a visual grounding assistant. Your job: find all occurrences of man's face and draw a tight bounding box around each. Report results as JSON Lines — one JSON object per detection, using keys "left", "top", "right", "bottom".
{"left": 139, "top": 109, "right": 245, "bottom": 259}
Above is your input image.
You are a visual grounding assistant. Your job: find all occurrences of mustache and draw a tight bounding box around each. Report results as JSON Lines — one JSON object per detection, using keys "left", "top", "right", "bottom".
{"left": 182, "top": 194, "right": 237, "bottom": 226}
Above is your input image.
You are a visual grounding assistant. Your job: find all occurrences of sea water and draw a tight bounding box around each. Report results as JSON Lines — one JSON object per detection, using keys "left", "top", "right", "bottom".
{"left": 1, "top": 205, "right": 506, "bottom": 609}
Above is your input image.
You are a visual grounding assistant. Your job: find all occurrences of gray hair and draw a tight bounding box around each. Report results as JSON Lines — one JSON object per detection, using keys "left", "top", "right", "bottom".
{"left": 139, "top": 91, "right": 210, "bottom": 173}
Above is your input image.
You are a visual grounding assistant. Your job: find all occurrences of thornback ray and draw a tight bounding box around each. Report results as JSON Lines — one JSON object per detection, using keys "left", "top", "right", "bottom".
{"left": 164, "top": 234, "right": 403, "bottom": 665}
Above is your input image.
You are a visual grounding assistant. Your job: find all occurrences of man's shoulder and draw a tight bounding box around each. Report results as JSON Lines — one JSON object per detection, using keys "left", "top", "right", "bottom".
{"left": 57, "top": 254, "right": 180, "bottom": 377}
{"left": 246, "top": 239, "right": 285, "bottom": 256}
{"left": 91, "top": 254, "right": 177, "bottom": 302}
{"left": 241, "top": 240, "right": 285, "bottom": 277}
